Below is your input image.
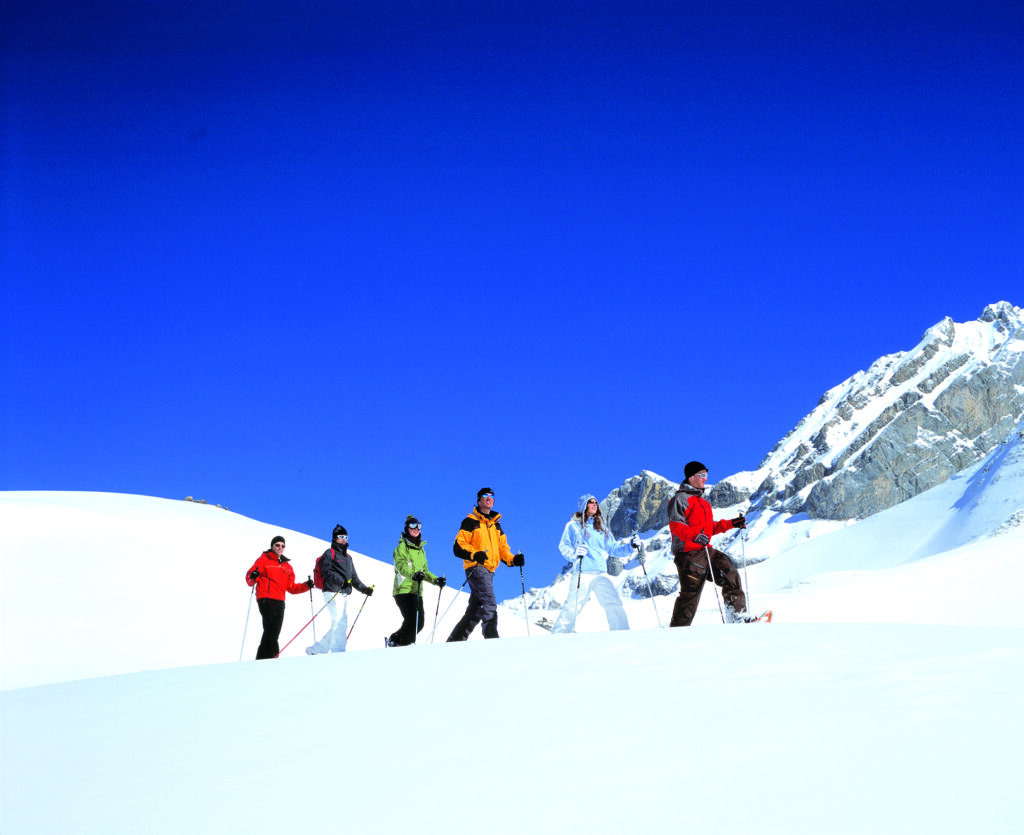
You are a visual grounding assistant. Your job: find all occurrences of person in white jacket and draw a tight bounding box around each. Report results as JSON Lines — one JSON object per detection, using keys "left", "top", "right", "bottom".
{"left": 551, "top": 494, "right": 643, "bottom": 634}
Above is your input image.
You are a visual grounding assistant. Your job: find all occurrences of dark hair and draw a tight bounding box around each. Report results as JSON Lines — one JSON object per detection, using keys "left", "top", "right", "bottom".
{"left": 573, "top": 506, "right": 606, "bottom": 533}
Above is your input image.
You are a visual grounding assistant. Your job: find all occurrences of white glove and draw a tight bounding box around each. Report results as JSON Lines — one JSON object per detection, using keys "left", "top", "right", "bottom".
{"left": 574, "top": 544, "right": 588, "bottom": 558}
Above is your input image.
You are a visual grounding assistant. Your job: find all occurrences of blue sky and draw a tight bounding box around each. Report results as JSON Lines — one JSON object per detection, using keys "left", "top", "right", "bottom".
{"left": 3, "top": 0, "right": 1022, "bottom": 604}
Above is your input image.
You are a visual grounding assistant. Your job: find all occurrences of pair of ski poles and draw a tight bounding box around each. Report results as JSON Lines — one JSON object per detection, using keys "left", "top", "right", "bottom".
{"left": 704, "top": 526, "right": 753, "bottom": 623}
{"left": 430, "top": 557, "right": 532, "bottom": 640}
{"left": 239, "top": 584, "right": 374, "bottom": 660}
{"left": 276, "top": 585, "right": 373, "bottom": 657}
{"left": 568, "top": 535, "right": 662, "bottom": 632}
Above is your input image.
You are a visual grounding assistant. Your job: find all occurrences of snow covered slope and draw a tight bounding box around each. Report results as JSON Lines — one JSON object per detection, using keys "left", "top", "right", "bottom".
{"left": 507, "top": 415, "right": 1024, "bottom": 632}
{"left": 4, "top": 441, "right": 1024, "bottom": 833}
{"left": 3, "top": 620, "right": 1022, "bottom": 833}
{"left": 0, "top": 492, "right": 466, "bottom": 690}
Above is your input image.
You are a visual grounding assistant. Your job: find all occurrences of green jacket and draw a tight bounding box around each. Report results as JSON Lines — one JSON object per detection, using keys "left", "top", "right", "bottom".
{"left": 392, "top": 534, "right": 440, "bottom": 596}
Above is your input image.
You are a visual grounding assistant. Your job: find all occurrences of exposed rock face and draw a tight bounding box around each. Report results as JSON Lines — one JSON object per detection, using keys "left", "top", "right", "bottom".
{"left": 514, "top": 303, "right": 1024, "bottom": 604}
{"left": 749, "top": 302, "right": 1024, "bottom": 520}
{"left": 621, "top": 571, "right": 679, "bottom": 599}
{"left": 600, "top": 470, "right": 678, "bottom": 538}
{"left": 707, "top": 479, "right": 752, "bottom": 509}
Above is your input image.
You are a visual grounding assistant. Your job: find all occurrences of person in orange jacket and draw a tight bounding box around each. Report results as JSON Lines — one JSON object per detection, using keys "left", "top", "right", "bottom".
{"left": 246, "top": 535, "right": 314, "bottom": 659}
{"left": 446, "top": 487, "right": 524, "bottom": 641}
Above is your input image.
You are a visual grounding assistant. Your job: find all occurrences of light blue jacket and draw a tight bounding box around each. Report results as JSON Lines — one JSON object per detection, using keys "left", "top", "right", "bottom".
{"left": 558, "top": 494, "right": 638, "bottom": 574}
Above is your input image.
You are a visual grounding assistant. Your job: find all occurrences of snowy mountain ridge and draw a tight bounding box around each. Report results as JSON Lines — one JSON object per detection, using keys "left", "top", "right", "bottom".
{"left": 506, "top": 302, "right": 1024, "bottom": 623}
{"left": 5, "top": 335, "right": 1024, "bottom": 832}
{"left": 727, "top": 301, "right": 1023, "bottom": 521}
{"left": 505, "top": 410, "right": 1024, "bottom": 628}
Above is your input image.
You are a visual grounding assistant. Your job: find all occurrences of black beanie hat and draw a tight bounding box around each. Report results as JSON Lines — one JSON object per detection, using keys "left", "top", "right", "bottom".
{"left": 270, "top": 535, "right": 286, "bottom": 548}
{"left": 405, "top": 515, "right": 420, "bottom": 528}
{"left": 684, "top": 461, "right": 708, "bottom": 480}
{"left": 332, "top": 524, "right": 347, "bottom": 538}
{"left": 477, "top": 487, "right": 494, "bottom": 499}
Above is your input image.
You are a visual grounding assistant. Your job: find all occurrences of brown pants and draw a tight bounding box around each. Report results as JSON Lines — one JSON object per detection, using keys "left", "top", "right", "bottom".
{"left": 670, "top": 547, "right": 747, "bottom": 626}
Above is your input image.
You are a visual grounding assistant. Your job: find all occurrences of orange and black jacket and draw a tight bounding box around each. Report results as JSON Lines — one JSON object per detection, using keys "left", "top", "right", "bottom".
{"left": 246, "top": 551, "right": 309, "bottom": 601}
{"left": 453, "top": 508, "right": 515, "bottom": 573}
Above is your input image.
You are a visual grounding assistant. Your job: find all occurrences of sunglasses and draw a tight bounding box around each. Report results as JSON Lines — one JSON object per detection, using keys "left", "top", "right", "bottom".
{"left": 273, "top": 543, "right": 286, "bottom": 549}
{"left": 335, "top": 534, "right": 348, "bottom": 540}
{"left": 408, "top": 524, "right": 421, "bottom": 531}
{"left": 479, "top": 493, "right": 494, "bottom": 500}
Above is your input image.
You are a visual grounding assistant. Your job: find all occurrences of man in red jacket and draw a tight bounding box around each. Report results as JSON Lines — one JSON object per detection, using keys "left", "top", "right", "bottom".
{"left": 246, "top": 535, "right": 313, "bottom": 659}
{"left": 667, "top": 461, "right": 748, "bottom": 626}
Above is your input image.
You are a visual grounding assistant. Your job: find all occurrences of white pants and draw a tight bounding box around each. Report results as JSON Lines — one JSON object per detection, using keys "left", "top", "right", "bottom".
{"left": 552, "top": 573, "right": 629, "bottom": 634}
{"left": 307, "top": 592, "right": 349, "bottom": 654}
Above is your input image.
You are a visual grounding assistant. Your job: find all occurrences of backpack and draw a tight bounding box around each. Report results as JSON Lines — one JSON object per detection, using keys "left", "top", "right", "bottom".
{"left": 314, "top": 548, "right": 342, "bottom": 591}
{"left": 313, "top": 552, "right": 327, "bottom": 590}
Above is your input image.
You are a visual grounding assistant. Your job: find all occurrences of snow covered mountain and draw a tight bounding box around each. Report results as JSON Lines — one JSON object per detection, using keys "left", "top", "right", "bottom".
{"left": 4, "top": 474, "right": 1024, "bottom": 833}
{"left": 722, "top": 300, "right": 1024, "bottom": 520}
{"left": 5, "top": 303, "right": 1024, "bottom": 832}
{"left": 507, "top": 302, "right": 1024, "bottom": 627}
{"left": 0, "top": 493, "right": 466, "bottom": 690}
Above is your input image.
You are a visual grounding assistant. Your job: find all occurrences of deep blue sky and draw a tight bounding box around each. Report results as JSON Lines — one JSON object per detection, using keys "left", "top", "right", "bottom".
{"left": 3, "top": 0, "right": 1022, "bottom": 603}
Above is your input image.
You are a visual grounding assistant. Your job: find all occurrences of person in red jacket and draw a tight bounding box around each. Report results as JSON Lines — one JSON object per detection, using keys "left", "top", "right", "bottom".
{"left": 667, "top": 461, "right": 748, "bottom": 626}
{"left": 246, "top": 535, "right": 313, "bottom": 659}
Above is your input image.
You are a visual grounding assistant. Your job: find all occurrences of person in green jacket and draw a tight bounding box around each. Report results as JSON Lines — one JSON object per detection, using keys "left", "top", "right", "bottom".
{"left": 387, "top": 516, "right": 446, "bottom": 647}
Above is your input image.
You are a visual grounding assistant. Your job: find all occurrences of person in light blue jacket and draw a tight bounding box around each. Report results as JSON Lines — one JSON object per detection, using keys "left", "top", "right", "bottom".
{"left": 551, "top": 494, "right": 643, "bottom": 634}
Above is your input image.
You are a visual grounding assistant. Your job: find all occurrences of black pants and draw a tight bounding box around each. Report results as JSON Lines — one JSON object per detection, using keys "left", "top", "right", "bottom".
{"left": 389, "top": 593, "right": 426, "bottom": 647}
{"left": 256, "top": 598, "right": 286, "bottom": 659}
{"left": 670, "top": 547, "right": 747, "bottom": 627}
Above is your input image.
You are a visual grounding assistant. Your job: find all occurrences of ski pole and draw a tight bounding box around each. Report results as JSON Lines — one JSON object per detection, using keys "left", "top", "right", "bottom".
{"left": 519, "top": 564, "right": 530, "bottom": 637}
{"left": 277, "top": 590, "right": 343, "bottom": 658}
{"left": 414, "top": 578, "right": 421, "bottom": 644}
{"left": 346, "top": 585, "right": 373, "bottom": 640}
{"left": 239, "top": 581, "right": 256, "bottom": 662}
{"left": 429, "top": 576, "right": 445, "bottom": 644}
{"left": 704, "top": 546, "right": 726, "bottom": 624}
{"left": 740, "top": 529, "right": 751, "bottom": 615}
{"left": 308, "top": 576, "right": 317, "bottom": 644}
{"left": 637, "top": 540, "right": 662, "bottom": 628}
{"left": 435, "top": 572, "right": 473, "bottom": 630}
{"left": 571, "top": 554, "right": 584, "bottom": 633}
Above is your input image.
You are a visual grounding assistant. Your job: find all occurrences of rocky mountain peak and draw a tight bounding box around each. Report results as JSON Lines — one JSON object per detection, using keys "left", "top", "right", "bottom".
{"left": 599, "top": 469, "right": 678, "bottom": 538}
{"left": 719, "top": 302, "right": 1024, "bottom": 520}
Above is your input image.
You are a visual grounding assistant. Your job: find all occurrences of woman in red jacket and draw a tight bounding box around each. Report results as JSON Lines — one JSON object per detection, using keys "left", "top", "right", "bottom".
{"left": 246, "top": 536, "right": 313, "bottom": 659}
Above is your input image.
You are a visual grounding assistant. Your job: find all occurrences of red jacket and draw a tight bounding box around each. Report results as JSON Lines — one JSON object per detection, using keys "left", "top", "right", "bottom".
{"left": 246, "top": 551, "right": 309, "bottom": 601}
{"left": 667, "top": 488, "right": 736, "bottom": 554}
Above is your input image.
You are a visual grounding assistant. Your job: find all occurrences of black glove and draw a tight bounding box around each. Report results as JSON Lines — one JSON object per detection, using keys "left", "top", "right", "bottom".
{"left": 731, "top": 516, "right": 746, "bottom": 530}
{"left": 248, "top": 569, "right": 260, "bottom": 582}
{"left": 511, "top": 553, "right": 525, "bottom": 567}
{"left": 412, "top": 570, "right": 426, "bottom": 582}
{"left": 364, "top": 586, "right": 374, "bottom": 596}
{"left": 436, "top": 576, "right": 447, "bottom": 588}
{"left": 472, "top": 551, "right": 487, "bottom": 564}
{"left": 306, "top": 578, "right": 315, "bottom": 589}
{"left": 694, "top": 533, "right": 710, "bottom": 546}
